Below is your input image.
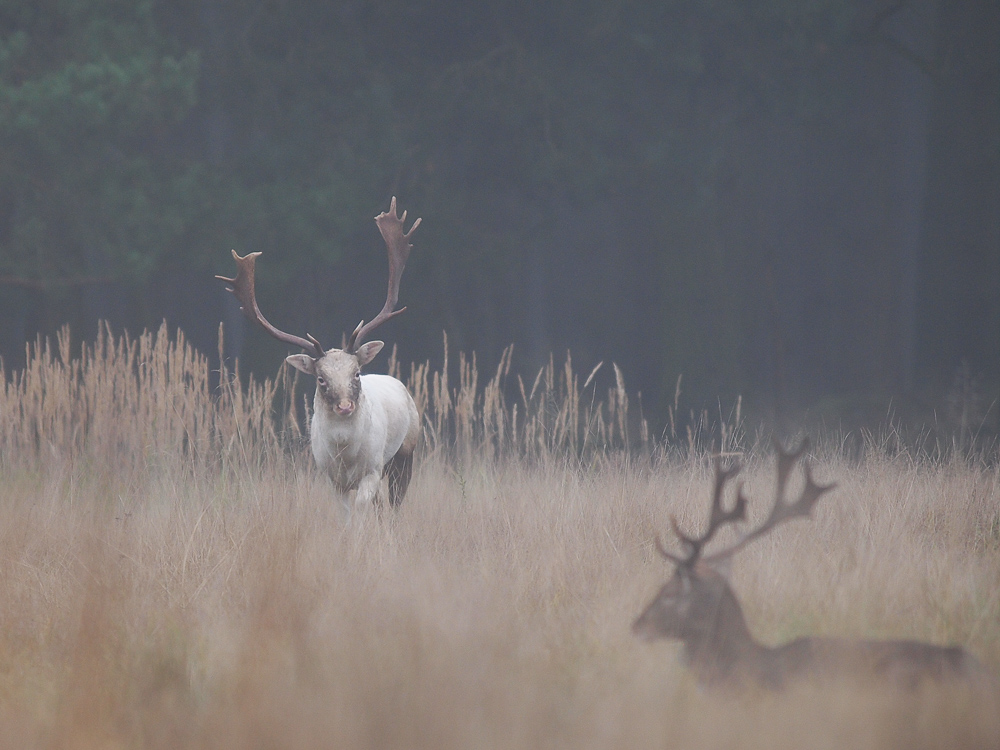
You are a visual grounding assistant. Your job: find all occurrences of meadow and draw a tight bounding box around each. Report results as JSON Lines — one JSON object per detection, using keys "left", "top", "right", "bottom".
{"left": 0, "top": 325, "right": 997, "bottom": 749}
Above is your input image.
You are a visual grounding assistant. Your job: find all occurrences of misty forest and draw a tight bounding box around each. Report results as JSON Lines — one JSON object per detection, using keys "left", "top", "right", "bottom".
{"left": 0, "top": 1, "right": 998, "bottom": 748}
{"left": 0, "top": 0, "right": 996, "bottom": 430}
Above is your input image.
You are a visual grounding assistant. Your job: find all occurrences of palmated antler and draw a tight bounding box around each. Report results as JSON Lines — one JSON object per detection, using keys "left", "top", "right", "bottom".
{"left": 656, "top": 440, "right": 836, "bottom": 568}
{"left": 216, "top": 250, "right": 325, "bottom": 359}
{"left": 702, "top": 439, "right": 836, "bottom": 564}
{"left": 346, "top": 196, "right": 421, "bottom": 354}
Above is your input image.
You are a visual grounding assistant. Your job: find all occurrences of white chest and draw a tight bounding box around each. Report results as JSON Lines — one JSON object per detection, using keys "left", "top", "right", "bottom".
{"left": 306, "top": 374, "right": 414, "bottom": 493}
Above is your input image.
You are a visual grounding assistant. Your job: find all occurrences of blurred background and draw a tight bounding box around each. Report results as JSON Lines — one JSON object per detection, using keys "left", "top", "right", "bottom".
{"left": 0, "top": 0, "right": 995, "bottom": 437}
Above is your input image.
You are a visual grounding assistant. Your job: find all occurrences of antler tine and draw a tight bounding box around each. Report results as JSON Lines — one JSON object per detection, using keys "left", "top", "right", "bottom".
{"left": 668, "top": 459, "right": 746, "bottom": 566}
{"left": 346, "top": 320, "right": 365, "bottom": 352}
{"left": 655, "top": 533, "right": 687, "bottom": 566}
{"left": 347, "top": 197, "right": 421, "bottom": 354}
{"left": 775, "top": 436, "right": 808, "bottom": 502}
{"left": 708, "top": 460, "right": 746, "bottom": 533}
{"left": 704, "top": 441, "right": 836, "bottom": 564}
{"left": 216, "top": 250, "right": 324, "bottom": 358}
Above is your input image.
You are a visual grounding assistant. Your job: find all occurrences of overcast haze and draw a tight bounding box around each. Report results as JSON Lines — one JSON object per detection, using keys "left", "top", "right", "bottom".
{"left": 0, "top": 0, "right": 995, "bottom": 435}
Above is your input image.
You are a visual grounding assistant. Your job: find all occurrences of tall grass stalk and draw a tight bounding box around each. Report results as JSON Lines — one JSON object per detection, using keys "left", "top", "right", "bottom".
{"left": 0, "top": 326, "right": 996, "bottom": 749}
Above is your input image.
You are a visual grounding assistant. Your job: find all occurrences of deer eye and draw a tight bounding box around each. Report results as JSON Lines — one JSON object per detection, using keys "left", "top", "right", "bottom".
{"left": 317, "top": 376, "right": 326, "bottom": 388}
{"left": 354, "top": 371, "right": 361, "bottom": 380}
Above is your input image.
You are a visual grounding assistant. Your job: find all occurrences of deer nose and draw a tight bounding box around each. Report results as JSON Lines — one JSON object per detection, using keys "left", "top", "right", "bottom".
{"left": 335, "top": 400, "right": 355, "bottom": 416}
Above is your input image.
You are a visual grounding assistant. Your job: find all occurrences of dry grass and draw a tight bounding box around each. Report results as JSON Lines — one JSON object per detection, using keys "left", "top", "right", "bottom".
{"left": 0, "top": 326, "right": 997, "bottom": 749}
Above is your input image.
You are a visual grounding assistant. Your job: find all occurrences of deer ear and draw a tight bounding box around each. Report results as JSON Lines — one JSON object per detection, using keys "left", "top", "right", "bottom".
{"left": 285, "top": 354, "right": 317, "bottom": 375}
{"left": 354, "top": 340, "right": 384, "bottom": 367}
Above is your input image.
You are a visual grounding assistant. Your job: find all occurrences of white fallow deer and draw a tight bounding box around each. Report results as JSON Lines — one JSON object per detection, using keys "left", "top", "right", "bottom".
{"left": 633, "top": 442, "right": 994, "bottom": 692}
{"left": 217, "top": 197, "right": 421, "bottom": 516}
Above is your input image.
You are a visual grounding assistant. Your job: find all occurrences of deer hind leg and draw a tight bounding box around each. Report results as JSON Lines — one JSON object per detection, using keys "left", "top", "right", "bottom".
{"left": 384, "top": 448, "right": 414, "bottom": 508}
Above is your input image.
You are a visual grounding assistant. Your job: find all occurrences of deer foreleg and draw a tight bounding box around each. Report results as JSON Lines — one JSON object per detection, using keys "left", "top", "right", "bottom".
{"left": 354, "top": 471, "right": 383, "bottom": 509}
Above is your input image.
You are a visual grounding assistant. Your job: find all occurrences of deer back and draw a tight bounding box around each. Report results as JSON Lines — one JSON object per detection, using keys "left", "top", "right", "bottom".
{"left": 770, "top": 636, "right": 992, "bottom": 690}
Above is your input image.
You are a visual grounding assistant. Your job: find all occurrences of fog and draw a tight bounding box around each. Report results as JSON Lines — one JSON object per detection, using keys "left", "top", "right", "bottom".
{"left": 0, "top": 0, "right": 995, "bottom": 434}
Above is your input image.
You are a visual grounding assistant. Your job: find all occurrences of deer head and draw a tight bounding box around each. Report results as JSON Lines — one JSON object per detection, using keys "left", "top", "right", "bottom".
{"left": 216, "top": 197, "right": 420, "bottom": 418}
{"left": 633, "top": 442, "right": 836, "bottom": 661}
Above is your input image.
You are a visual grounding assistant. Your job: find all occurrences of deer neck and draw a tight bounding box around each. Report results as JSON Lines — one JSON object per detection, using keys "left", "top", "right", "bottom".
{"left": 683, "top": 585, "right": 770, "bottom": 686}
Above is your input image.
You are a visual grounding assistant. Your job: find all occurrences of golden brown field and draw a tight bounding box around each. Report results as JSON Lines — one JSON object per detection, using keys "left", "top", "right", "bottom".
{"left": 0, "top": 326, "right": 997, "bottom": 749}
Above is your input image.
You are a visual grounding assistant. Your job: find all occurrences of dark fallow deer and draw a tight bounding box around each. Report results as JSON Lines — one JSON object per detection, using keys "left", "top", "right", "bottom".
{"left": 217, "top": 197, "right": 420, "bottom": 517}
{"left": 633, "top": 442, "right": 992, "bottom": 691}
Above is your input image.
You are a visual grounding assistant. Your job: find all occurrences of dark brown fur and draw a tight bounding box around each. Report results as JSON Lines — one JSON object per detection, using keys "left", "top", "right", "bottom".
{"left": 383, "top": 447, "right": 414, "bottom": 508}
{"left": 633, "top": 561, "right": 993, "bottom": 691}
{"left": 633, "top": 444, "right": 996, "bottom": 693}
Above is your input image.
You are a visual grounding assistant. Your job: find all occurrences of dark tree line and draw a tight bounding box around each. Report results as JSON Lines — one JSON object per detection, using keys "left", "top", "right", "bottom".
{"left": 0, "top": 0, "right": 996, "bottom": 433}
